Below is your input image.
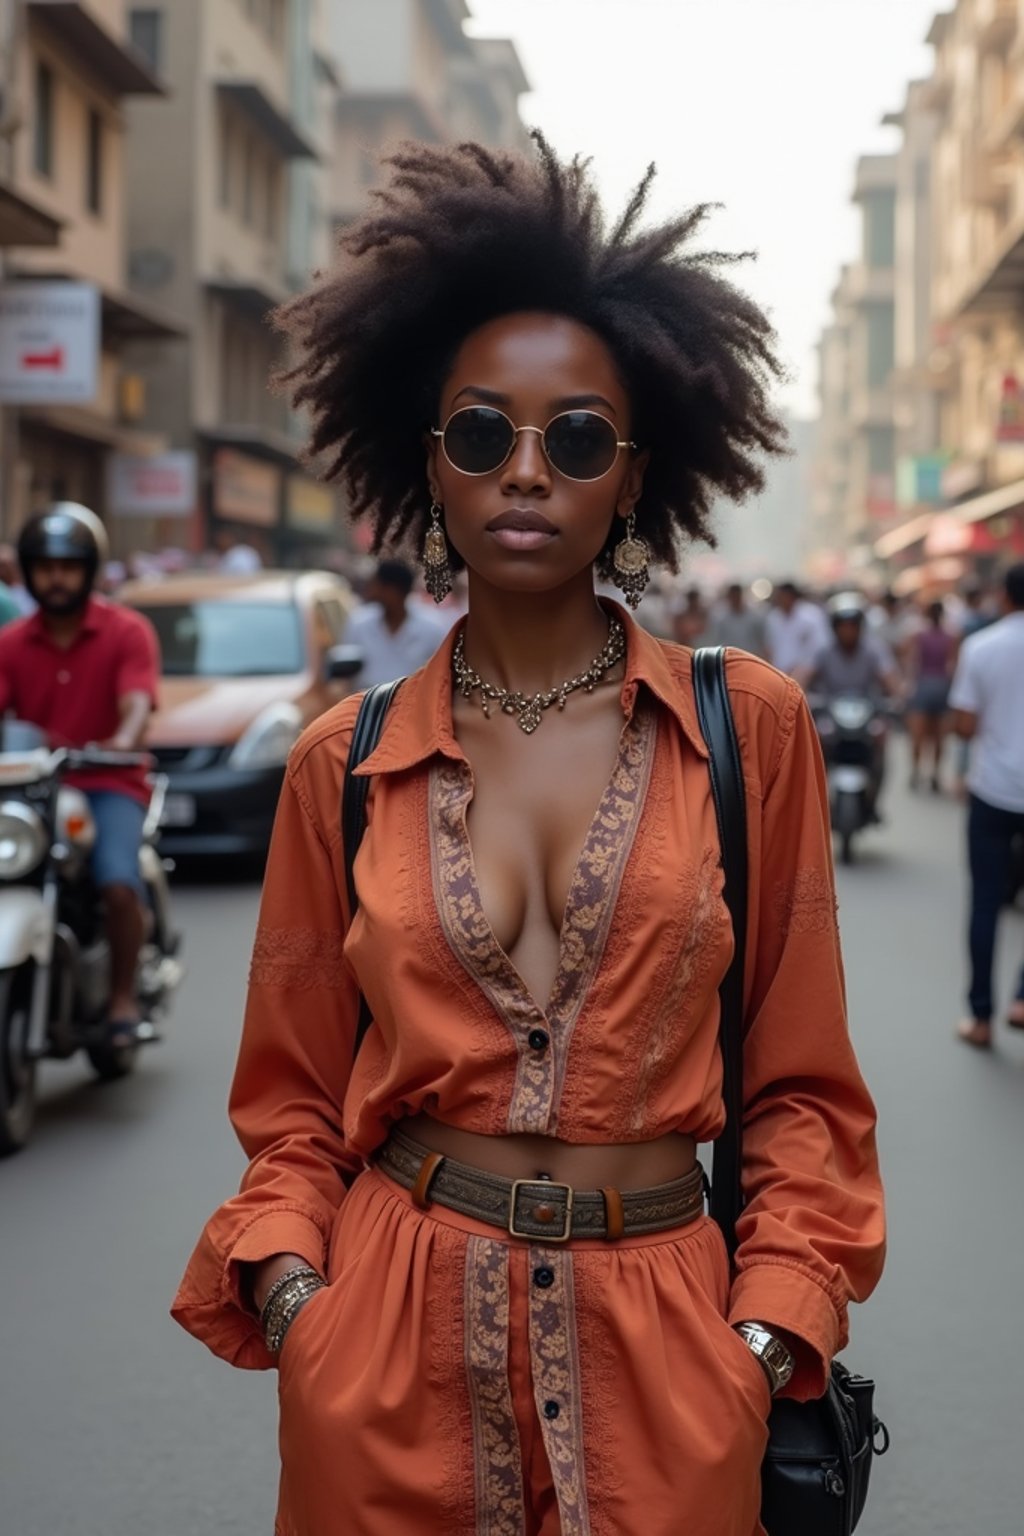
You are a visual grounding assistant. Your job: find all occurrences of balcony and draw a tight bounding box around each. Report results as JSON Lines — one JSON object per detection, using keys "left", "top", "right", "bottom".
{"left": 846, "top": 263, "right": 896, "bottom": 305}
{"left": 963, "top": 141, "right": 1017, "bottom": 206}
{"left": 977, "top": 0, "right": 1018, "bottom": 53}
{"left": 26, "top": 2, "right": 164, "bottom": 95}
{"left": 984, "top": 77, "right": 1024, "bottom": 149}
{"left": 215, "top": 83, "right": 317, "bottom": 160}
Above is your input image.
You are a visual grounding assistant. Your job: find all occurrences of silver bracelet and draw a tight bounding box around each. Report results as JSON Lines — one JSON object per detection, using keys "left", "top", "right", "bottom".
{"left": 260, "top": 1266, "right": 325, "bottom": 1354}
{"left": 259, "top": 1264, "right": 320, "bottom": 1325}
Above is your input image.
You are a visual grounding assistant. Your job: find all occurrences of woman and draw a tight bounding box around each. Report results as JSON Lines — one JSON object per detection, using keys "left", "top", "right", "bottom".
{"left": 907, "top": 599, "right": 957, "bottom": 793}
{"left": 173, "top": 139, "right": 885, "bottom": 1536}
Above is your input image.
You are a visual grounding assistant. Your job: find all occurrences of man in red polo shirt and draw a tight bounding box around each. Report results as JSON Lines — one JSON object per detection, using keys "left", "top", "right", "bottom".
{"left": 0, "top": 505, "right": 160, "bottom": 1044}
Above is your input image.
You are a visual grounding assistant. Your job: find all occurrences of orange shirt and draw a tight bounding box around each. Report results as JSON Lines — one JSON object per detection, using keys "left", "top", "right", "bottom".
{"left": 173, "top": 605, "right": 885, "bottom": 1398}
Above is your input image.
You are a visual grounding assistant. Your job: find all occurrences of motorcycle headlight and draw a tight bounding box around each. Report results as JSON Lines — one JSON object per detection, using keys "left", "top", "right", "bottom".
{"left": 0, "top": 800, "right": 48, "bottom": 880}
{"left": 227, "top": 703, "right": 302, "bottom": 771}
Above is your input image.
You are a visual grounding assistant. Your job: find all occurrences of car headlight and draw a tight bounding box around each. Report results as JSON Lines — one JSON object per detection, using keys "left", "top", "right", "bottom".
{"left": 0, "top": 800, "right": 49, "bottom": 880}
{"left": 226, "top": 703, "right": 303, "bottom": 771}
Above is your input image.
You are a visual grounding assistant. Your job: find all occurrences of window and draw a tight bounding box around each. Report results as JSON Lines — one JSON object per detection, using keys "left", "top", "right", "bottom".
{"left": 264, "top": 160, "right": 278, "bottom": 238}
{"left": 34, "top": 61, "right": 54, "bottom": 178}
{"left": 864, "top": 189, "right": 896, "bottom": 270}
{"left": 242, "top": 135, "right": 255, "bottom": 226}
{"left": 866, "top": 304, "right": 894, "bottom": 389}
{"left": 219, "top": 116, "right": 233, "bottom": 210}
{"left": 86, "top": 109, "right": 103, "bottom": 214}
{"left": 129, "top": 9, "right": 162, "bottom": 73}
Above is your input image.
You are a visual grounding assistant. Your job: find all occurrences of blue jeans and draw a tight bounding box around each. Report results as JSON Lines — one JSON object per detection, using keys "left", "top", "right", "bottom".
{"left": 84, "top": 791, "right": 146, "bottom": 898}
{"left": 967, "top": 793, "right": 1024, "bottom": 1022}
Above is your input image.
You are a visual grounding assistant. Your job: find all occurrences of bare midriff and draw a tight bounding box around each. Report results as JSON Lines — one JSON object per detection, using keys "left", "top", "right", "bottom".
{"left": 401, "top": 1112, "right": 698, "bottom": 1191}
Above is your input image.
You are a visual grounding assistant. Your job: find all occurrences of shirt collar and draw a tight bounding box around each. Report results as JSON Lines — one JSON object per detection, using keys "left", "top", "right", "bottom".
{"left": 25, "top": 595, "right": 103, "bottom": 644}
{"left": 353, "top": 598, "right": 708, "bottom": 777}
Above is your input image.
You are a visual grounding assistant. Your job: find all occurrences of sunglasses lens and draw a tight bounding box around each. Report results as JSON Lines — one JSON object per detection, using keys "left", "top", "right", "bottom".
{"left": 442, "top": 408, "right": 515, "bottom": 474}
{"left": 543, "top": 412, "right": 620, "bottom": 480}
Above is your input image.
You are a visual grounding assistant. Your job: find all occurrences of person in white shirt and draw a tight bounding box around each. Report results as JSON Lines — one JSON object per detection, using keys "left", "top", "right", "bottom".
{"left": 949, "top": 562, "right": 1024, "bottom": 1048}
{"left": 346, "top": 558, "right": 448, "bottom": 687}
{"left": 765, "top": 581, "right": 831, "bottom": 680}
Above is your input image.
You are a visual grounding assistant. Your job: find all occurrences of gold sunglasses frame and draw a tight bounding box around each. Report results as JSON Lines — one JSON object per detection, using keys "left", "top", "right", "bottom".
{"left": 431, "top": 406, "right": 636, "bottom": 483}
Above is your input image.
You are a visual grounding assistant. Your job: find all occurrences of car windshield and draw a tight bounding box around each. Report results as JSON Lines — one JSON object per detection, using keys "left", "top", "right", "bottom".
{"left": 136, "top": 601, "right": 304, "bottom": 678}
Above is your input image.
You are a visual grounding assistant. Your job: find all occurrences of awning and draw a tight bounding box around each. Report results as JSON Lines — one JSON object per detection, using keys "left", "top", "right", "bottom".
{"left": 215, "top": 82, "right": 317, "bottom": 159}
{"left": 204, "top": 276, "right": 286, "bottom": 317}
{"left": 947, "top": 473, "right": 1024, "bottom": 526}
{"left": 101, "top": 286, "right": 184, "bottom": 340}
{"left": 0, "top": 183, "right": 62, "bottom": 248}
{"left": 198, "top": 423, "right": 302, "bottom": 469}
{"left": 873, "top": 513, "right": 934, "bottom": 559}
{"left": 20, "top": 404, "right": 166, "bottom": 454}
{"left": 26, "top": 2, "right": 165, "bottom": 95}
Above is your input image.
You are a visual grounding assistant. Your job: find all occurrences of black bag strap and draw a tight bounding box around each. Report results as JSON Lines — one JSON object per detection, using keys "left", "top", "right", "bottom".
{"left": 340, "top": 679, "right": 404, "bottom": 1050}
{"left": 692, "top": 647, "right": 748, "bottom": 1260}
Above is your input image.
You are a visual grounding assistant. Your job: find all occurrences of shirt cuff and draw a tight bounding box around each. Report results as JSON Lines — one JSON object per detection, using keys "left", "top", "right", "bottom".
{"left": 171, "top": 1206, "right": 327, "bottom": 1372}
{"left": 727, "top": 1262, "right": 845, "bottom": 1400}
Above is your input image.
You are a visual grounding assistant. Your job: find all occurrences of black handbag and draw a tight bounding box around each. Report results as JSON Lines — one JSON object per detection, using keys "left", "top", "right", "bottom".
{"left": 692, "top": 646, "right": 889, "bottom": 1536}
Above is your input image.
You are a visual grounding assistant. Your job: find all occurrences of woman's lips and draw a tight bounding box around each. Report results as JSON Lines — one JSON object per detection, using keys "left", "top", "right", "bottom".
{"left": 486, "top": 508, "right": 557, "bottom": 551}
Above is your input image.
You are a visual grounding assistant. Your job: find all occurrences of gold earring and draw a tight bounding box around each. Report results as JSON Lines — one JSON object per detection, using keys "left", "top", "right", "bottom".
{"left": 423, "top": 501, "right": 453, "bottom": 603}
{"left": 612, "top": 509, "right": 650, "bottom": 609}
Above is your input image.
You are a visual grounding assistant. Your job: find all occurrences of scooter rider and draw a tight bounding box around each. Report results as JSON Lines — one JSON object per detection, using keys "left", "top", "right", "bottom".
{"left": 0, "top": 504, "right": 161, "bottom": 1046}
{"left": 803, "top": 592, "right": 901, "bottom": 816}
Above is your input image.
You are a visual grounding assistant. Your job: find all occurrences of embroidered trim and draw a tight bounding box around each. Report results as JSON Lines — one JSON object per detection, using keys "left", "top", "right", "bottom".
{"left": 772, "top": 867, "right": 840, "bottom": 938}
{"left": 429, "top": 707, "right": 656, "bottom": 1136}
{"left": 464, "top": 1237, "right": 526, "bottom": 1536}
{"left": 626, "top": 845, "right": 727, "bottom": 1137}
{"left": 547, "top": 707, "right": 656, "bottom": 1131}
{"left": 249, "top": 926, "right": 348, "bottom": 991}
{"left": 528, "top": 1248, "right": 591, "bottom": 1536}
{"left": 430, "top": 759, "right": 552, "bottom": 1133}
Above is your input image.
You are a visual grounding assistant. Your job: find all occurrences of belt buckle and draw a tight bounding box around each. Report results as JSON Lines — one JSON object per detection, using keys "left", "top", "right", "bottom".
{"left": 508, "top": 1179, "right": 574, "bottom": 1242}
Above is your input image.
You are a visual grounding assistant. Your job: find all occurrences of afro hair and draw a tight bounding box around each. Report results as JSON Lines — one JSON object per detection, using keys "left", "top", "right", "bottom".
{"left": 274, "top": 134, "right": 787, "bottom": 573}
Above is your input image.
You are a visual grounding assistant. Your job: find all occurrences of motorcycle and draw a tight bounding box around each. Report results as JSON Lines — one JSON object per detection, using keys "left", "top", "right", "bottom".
{"left": 0, "top": 721, "right": 182, "bottom": 1155}
{"left": 810, "top": 694, "right": 892, "bottom": 866}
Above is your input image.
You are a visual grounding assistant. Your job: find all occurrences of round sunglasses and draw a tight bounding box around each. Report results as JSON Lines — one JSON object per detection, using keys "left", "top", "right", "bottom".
{"left": 431, "top": 406, "right": 635, "bottom": 482}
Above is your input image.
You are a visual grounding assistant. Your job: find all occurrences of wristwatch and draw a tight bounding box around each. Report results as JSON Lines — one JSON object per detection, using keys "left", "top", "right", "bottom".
{"left": 733, "top": 1321, "right": 796, "bottom": 1395}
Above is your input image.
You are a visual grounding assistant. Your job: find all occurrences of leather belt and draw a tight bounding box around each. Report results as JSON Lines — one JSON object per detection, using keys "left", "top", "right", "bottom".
{"left": 375, "top": 1127, "right": 706, "bottom": 1243}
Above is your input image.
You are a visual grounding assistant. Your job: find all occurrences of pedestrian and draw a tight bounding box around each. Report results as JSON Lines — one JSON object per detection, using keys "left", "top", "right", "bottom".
{"left": 706, "top": 581, "right": 767, "bottom": 657}
{"left": 949, "top": 563, "right": 1024, "bottom": 1048}
{"left": 670, "top": 583, "right": 710, "bottom": 646}
{"left": 213, "top": 528, "right": 264, "bottom": 573}
{"left": 764, "top": 580, "right": 831, "bottom": 679}
{"left": 172, "top": 137, "right": 884, "bottom": 1536}
{"left": 906, "top": 599, "right": 957, "bottom": 793}
{"left": 344, "top": 557, "right": 448, "bottom": 686}
{"left": 0, "top": 541, "right": 35, "bottom": 615}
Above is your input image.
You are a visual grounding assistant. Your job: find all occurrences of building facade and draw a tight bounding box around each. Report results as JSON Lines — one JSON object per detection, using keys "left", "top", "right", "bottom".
{"left": 120, "top": 0, "right": 343, "bottom": 564}
{"left": 0, "top": 0, "right": 178, "bottom": 545}
{"left": 330, "top": 0, "right": 529, "bottom": 233}
{"left": 813, "top": 0, "right": 1024, "bottom": 593}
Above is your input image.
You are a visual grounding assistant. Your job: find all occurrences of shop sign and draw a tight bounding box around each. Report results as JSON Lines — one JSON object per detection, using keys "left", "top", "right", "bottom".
{"left": 285, "top": 473, "right": 336, "bottom": 530}
{"left": 896, "top": 453, "right": 949, "bottom": 508}
{"left": 110, "top": 451, "right": 197, "bottom": 517}
{"left": 212, "top": 448, "right": 280, "bottom": 526}
{"left": 997, "top": 374, "right": 1024, "bottom": 442}
{"left": 0, "top": 281, "right": 100, "bottom": 404}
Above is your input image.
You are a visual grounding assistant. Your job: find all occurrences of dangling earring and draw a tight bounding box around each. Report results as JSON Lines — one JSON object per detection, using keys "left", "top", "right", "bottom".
{"left": 612, "top": 508, "right": 650, "bottom": 610}
{"left": 423, "top": 501, "right": 453, "bottom": 603}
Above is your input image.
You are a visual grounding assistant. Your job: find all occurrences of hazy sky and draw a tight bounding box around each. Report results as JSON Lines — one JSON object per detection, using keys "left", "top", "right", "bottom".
{"left": 469, "top": 0, "right": 941, "bottom": 419}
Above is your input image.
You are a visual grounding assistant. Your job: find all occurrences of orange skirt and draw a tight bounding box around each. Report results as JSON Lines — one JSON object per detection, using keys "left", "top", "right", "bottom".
{"left": 274, "top": 1166, "right": 770, "bottom": 1536}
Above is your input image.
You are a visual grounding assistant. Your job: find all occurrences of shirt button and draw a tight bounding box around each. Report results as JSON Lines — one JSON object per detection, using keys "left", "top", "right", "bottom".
{"left": 528, "top": 1028, "right": 550, "bottom": 1052}
{"left": 57, "top": 670, "right": 70, "bottom": 684}
{"left": 533, "top": 1266, "right": 555, "bottom": 1289}
{"left": 543, "top": 1400, "right": 560, "bottom": 1420}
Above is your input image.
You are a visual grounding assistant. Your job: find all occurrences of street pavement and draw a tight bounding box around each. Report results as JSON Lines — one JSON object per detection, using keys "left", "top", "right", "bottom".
{"left": 1, "top": 741, "right": 1022, "bottom": 1536}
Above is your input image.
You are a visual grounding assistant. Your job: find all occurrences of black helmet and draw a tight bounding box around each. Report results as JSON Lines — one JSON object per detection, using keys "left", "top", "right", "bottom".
{"left": 17, "top": 503, "right": 106, "bottom": 608}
